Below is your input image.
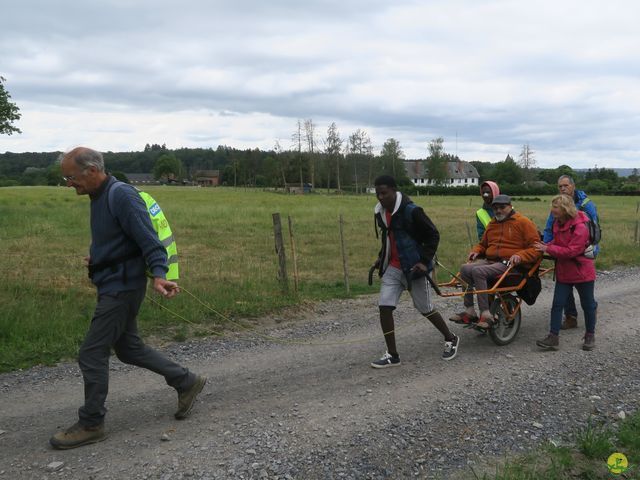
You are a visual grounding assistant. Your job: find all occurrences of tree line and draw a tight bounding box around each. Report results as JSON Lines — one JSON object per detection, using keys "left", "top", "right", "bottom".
{"left": 1, "top": 136, "right": 637, "bottom": 195}
{"left": 0, "top": 121, "right": 415, "bottom": 190}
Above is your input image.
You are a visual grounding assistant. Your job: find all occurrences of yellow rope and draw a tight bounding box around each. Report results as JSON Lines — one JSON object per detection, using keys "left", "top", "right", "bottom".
{"left": 146, "top": 286, "right": 440, "bottom": 347}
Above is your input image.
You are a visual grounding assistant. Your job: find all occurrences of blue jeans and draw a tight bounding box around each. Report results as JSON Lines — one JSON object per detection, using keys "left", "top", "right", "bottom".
{"left": 550, "top": 281, "right": 597, "bottom": 335}
{"left": 564, "top": 291, "right": 578, "bottom": 318}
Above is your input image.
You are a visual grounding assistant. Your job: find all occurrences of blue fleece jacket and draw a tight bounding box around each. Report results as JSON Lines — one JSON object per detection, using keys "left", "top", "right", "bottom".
{"left": 542, "top": 190, "right": 599, "bottom": 254}
{"left": 89, "top": 176, "right": 168, "bottom": 294}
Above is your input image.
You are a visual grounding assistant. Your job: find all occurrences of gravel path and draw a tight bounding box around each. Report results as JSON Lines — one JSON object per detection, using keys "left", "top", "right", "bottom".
{"left": 1, "top": 267, "right": 639, "bottom": 479}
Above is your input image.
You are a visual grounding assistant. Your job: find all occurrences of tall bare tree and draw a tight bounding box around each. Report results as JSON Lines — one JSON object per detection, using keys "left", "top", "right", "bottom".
{"left": 303, "top": 119, "right": 317, "bottom": 188}
{"left": 324, "top": 122, "right": 343, "bottom": 192}
{"left": 347, "top": 129, "right": 373, "bottom": 194}
{"left": 291, "top": 120, "right": 305, "bottom": 190}
{"left": 274, "top": 140, "right": 287, "bottom": 188}
{"left": 518, "top": 143, "right": 536, "bottom": 181}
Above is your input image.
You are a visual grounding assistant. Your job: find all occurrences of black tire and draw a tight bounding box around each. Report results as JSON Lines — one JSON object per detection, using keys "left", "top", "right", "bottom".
{"left": 488, "top": 294, "right": 522, "bottom": 346}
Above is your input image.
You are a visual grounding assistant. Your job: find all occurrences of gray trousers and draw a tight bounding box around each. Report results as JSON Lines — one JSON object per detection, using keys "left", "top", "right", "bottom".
{"left": 78, "top": 286, "right": 194, "bottom": 426}
{"left": 460, "top": 259, "right": 509, "bottom": 312}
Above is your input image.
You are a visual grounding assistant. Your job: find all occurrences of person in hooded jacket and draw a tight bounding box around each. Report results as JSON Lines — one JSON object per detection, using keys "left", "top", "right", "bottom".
{"left": 535, "top": 194, "right": 598, "bottom": 351}
{"left": 476, "top": 181, "right": 500, "bottom": 240}
{"left": 370, "top": 175, "right": 460, "bottom": 368}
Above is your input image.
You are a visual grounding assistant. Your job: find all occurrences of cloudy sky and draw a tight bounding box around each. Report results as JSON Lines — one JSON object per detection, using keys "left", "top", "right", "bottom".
{"left": 1, "top": 0, "right": 639, "bottom": 168}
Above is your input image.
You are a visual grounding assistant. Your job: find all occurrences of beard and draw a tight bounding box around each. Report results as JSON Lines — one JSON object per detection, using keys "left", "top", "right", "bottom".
{"left": 495, "top": 212, "right": 507, "bottom": 221}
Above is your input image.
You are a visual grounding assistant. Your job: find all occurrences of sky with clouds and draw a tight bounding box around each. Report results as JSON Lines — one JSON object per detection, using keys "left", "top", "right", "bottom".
{"left": 1, "top": 0, "right": 639, "bottom": 168}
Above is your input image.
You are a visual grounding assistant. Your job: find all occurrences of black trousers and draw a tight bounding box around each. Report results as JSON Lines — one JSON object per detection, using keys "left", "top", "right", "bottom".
{"left": 78, "top": 286, "right": 194, "bottom": 426}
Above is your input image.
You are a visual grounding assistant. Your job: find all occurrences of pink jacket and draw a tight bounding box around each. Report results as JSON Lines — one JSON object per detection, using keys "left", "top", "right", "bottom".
{"left": 546, "top": 211, "right": 596, "bottom": 284}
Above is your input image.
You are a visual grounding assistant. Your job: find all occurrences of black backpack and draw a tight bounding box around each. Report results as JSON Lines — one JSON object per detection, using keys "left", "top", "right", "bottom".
{"left": 579, "top": 198, "right": 601, "bottom": 247}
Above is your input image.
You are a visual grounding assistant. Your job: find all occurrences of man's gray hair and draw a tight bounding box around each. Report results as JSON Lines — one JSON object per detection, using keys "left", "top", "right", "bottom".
{"left": 60, "top": 147, "right": 105, "bottom": 172}
{"left": 557, "top": 174, "right": 574, "bottom": 185}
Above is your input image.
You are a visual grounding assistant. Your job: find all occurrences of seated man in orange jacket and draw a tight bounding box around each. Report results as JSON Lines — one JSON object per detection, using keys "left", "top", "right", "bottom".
{"left": 449, "top": 194, "right": 541, "bottom": 329}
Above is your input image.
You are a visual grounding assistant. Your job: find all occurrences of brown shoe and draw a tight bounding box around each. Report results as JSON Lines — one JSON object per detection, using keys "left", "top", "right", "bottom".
{"left": 582, "top": 333, "right": 596, "bottom": 351}
{"left": 560, "top": 314, "right": 578, "bottom": 330}
{"left": 449, "top": 311, "right": 478, "bottom": 325}
{"left": 476, "top": 311, "right": 495, "bottom": 330}
{"left": 536, "top": 333, "right": 559, "bottom": 350}
{"left": 175, "top": 375, "right": 207, "bottom": 419}
{"left": 49, "top": 422, "right": 106, "bottom": 450}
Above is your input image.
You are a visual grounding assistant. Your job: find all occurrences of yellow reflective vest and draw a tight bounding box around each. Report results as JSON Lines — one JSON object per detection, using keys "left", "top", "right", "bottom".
{"left": 108, "top": 181, "right": 179, "bottom": 281}
{"left": 138, "top": 191, "right": 179, "bottom": 281}
{"left": 476, "top": 208, "right": 492, "bottom": 228}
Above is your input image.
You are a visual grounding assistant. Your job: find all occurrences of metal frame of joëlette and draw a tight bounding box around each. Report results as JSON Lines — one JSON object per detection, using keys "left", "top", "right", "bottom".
{"left": 434, "top": 257, "right": 554, "bottom": 322}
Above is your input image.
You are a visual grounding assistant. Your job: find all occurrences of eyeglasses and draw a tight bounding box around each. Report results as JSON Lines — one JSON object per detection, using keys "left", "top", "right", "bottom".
{"left": 493, "top": 204, "right": 510, "bottom": 210}
{"left": 62, "top": 169, "right": 86, "bottom": 182}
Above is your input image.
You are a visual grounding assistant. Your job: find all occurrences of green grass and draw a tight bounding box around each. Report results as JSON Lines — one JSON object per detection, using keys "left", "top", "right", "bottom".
{"left": 2, "top": 187, "right": 640, "bottom": 371}
{"left": 466, "top": 411, "right": 640, "bottom": 480}
{"left": 576, "top": 420, "right": 614, "bottom": 460}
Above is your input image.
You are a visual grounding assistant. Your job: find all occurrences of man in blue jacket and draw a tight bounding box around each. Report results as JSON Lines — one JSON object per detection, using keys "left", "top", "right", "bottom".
{"left": 51, "top": 147, "right": 206, "bottom": 450}
{"left": 542, "top": 174, "right": 599, "bottom": 330}
{"left": 370, "top": 175, "right": 459, "bottom": 368}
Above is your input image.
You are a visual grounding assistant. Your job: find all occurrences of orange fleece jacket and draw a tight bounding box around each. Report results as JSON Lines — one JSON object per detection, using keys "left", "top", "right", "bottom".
{"left": 472, "top": 211, "right": 542, "bottom": 265}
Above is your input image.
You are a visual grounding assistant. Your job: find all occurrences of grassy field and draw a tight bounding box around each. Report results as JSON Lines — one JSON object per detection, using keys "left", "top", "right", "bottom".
{"left": 2, "top": 186, "right": 639, "bottom": 372}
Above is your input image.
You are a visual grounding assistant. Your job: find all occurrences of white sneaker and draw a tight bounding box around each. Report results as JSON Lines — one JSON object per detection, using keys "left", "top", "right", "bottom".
{"left": 442, "top": 335, "right": 459, "bottom": 361}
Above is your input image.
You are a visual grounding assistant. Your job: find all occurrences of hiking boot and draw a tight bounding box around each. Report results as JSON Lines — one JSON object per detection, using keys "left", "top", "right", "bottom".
{"left": 370, "top": 351, "right": 401, "bottom": 369}
{"left": 49, "top": 422, "right": 106, "bottom": 450}
{"left": 560, "top": 314, "right": 578, "bottom": 330}
{"left": 536, "top": 333, "right": 559, "bottom": 350}
{"left": 442, "top": 335, "right": 460, "bottom": 361}
{"left": 175, "top": 375, "right": 207, "bottom": 419}
{"left": 582, "top": 333, "right": 596, "bottom": 351}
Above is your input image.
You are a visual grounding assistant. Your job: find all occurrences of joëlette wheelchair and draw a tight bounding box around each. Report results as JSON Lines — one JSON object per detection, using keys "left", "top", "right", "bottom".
{"left": 431, "top": 256, "right": 553, "bottom": 345}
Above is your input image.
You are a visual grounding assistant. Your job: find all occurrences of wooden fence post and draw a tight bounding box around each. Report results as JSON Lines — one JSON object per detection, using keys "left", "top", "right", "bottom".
{"left": 635, "top": 202, "right": 640, "bottom": 246}
{"left": 272, "top": 213, "right": 288, "bottom": 292}
{"left": 288, "top": 215, "right": 299, "bottom": 292}
{"left": 465, "top": 221, "right": 474, "bottom": 248}
{"left": 339, "top": 214, "right": 350, "bottom": 294}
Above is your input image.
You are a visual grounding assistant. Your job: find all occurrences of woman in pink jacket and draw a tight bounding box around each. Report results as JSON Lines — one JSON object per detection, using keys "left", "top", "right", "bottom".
{"left": 533, "top": 194, "right": 598, "bottom": 351}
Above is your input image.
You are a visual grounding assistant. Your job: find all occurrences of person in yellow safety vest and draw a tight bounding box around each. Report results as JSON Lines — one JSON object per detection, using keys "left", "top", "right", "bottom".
{"left": 476, "top": 181, "right": 500, "bottom": 240}
{"left": 138, "top": 191, "right": 179, "bottom": 281}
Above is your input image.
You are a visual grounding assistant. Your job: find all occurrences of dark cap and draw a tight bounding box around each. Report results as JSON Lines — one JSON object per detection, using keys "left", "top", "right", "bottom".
{"left": 491, "top": 194, "right": 511, "bottom": 205}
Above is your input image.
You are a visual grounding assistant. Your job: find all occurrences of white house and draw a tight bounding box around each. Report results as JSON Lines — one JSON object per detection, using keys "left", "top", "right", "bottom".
{"left": 404, "top": 160, "right": 480, "bottom": 187}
